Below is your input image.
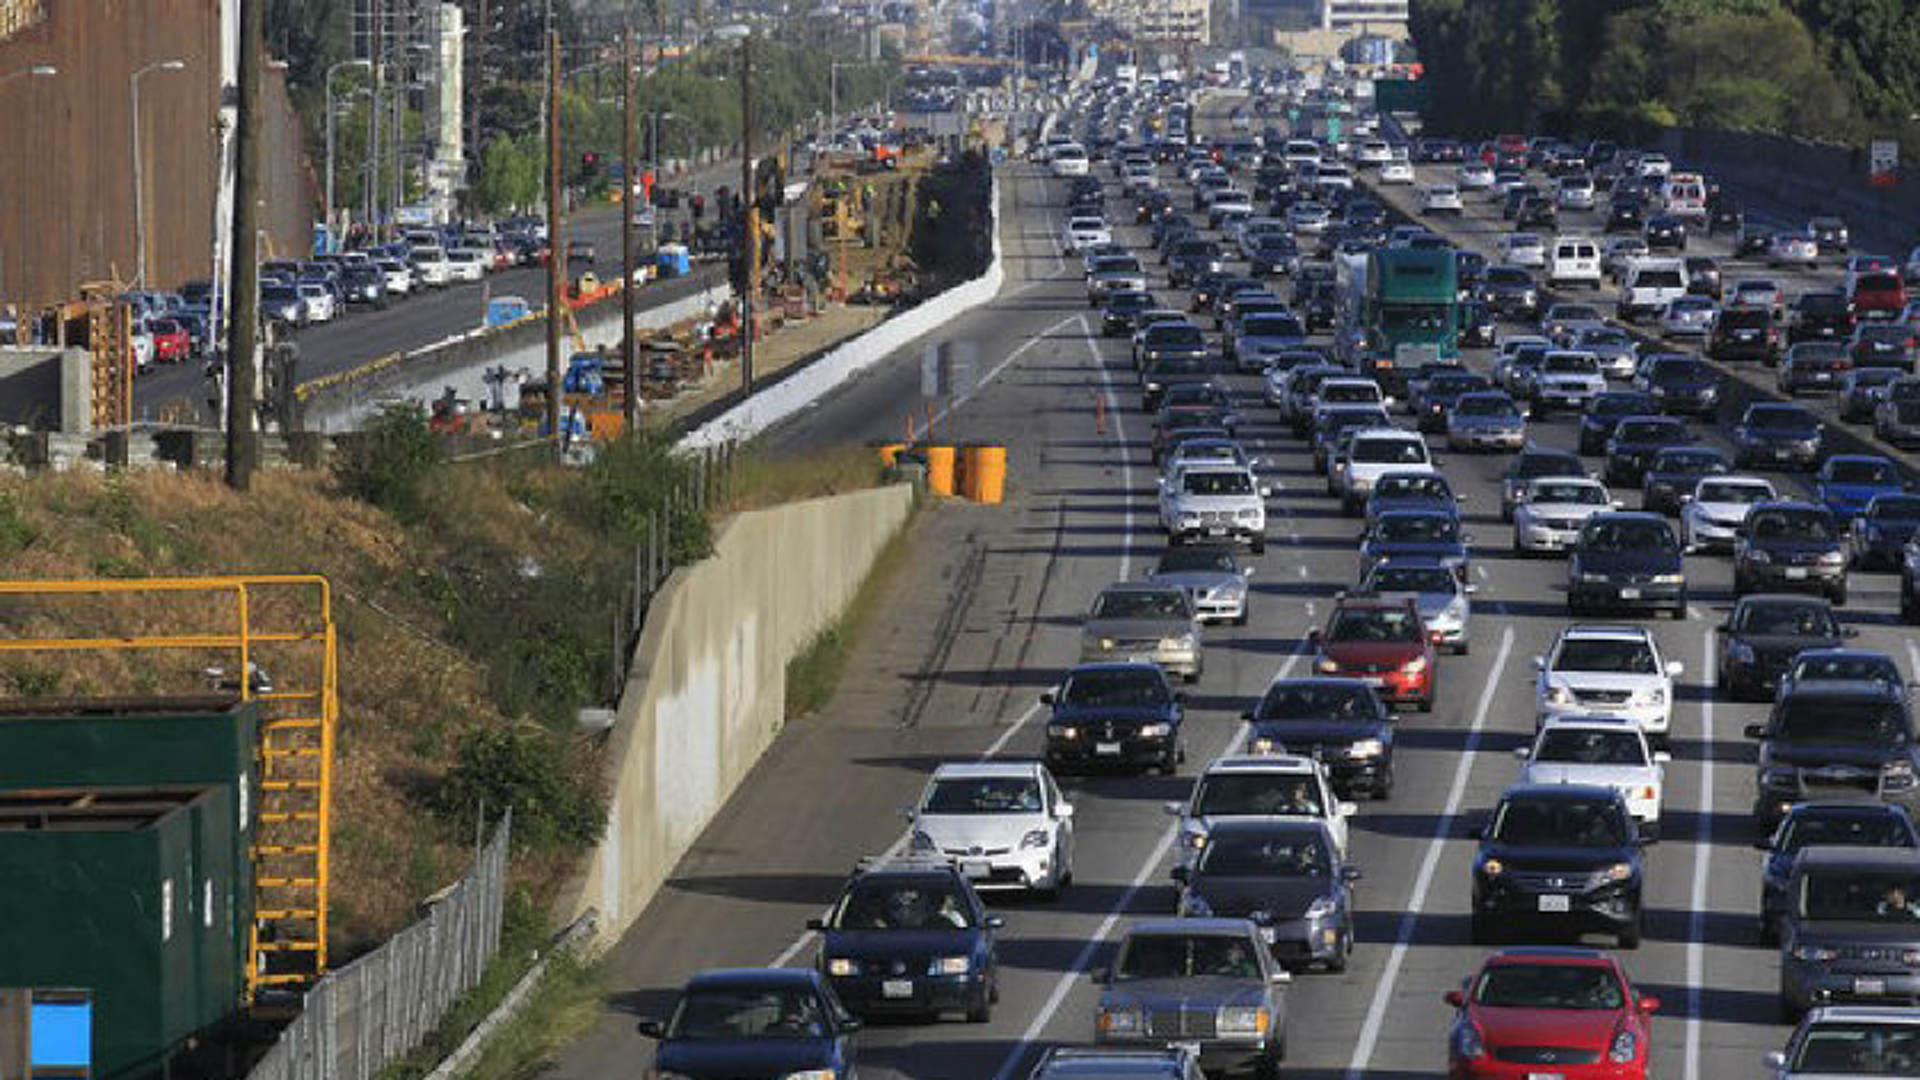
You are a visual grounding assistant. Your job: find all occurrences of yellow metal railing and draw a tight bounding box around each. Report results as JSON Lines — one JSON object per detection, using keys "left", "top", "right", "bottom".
{"left": 0, "top": 575, "right": 337, "bottom": 1004}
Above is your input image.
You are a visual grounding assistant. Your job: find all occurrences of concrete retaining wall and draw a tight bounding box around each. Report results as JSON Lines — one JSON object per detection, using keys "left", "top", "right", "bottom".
{"left": 677, "top": 174, "right": 1006, "bottom": 449}
{"left": 302, "top": 267, "right": 733, "bottom": 433}
{"left": 1657, "top": 127, "right": 1920, "bottom": 247}
{"left": 560, "top": 484, "right": 916, "bottom": 941}
{"left": 0, "top": 347, "right": 91, "bottom": 434}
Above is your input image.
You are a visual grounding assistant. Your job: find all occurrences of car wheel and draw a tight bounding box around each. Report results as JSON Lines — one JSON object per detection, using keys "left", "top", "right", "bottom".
{"left": 1416, "top": 694, "right": 1434, "bottom": 714}
{"left": 1454, "top": 640, "right": 1470, "bottom": 656}
{"left": 1618, "top": 910, "right": 1643, "bottom": 949}
{"left": 1781, "top": 997, "right": 1804, "bottom": 1025}
{"left": 1233, "top": 610, "right": 1249, "bottom": 627}
{"left": 967, "top": 988, "right": 992, "bottom": 1024}
{"left": 1903, "top": 588, "right": 1919, "bottom": 624}
{"left": 1831, "top": 582, "right": 1848, "bottom": 607}
{"left": 1373, "top": 767, "right": 1394, "bottom": 800}
{"left": 1759, "top": 916, "right": 1779, "bottom": 947}
{"left": 1250, "top": 537, "right": 1266, "bottom": 555}
{"left": 1470, "top": 912, "right": 1498, "bottom": 945}
{"left": 1325, "top": 933, "right": 1351, "bottom": 974}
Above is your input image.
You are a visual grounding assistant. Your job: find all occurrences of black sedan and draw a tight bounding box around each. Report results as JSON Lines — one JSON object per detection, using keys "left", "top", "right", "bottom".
{"left": 1635, "top": 355, "right": 1721, "bottom": 418}
{"left": 1605, "top": 415, "right": 1696, "bottom": 488}
{"left": 1643, "top": 214, "right": 1688, "bottom": 251}
{"left": 1043, "top": 663, "right": 1185, "bottom": 775}
{"left": 1756, "top": 802, "right": 1920, "bottom": 944}
{"left": 1471, "top": 784, "right": 1646, "bottom": 948}
{"left": 1243, "top": 678, "right": 1395, "bottom": 798}
{"left": 1567, "top": 512, "right": 1687, "bottom": 618}
{"left": 1641, "top": 446, "right": 1730, "bottom": 516}
{"left": 1734, "top": 501, "right": 1850, "bottom": 604}
{"left": 1732, "top": 403, "right": 1824, "bottom": 471}
{"left": 643, "top": 969, "right": 861, "bottom": 1079}
{"left": 1715, "top": 593, "right": 1852, "bottom": 702}
{"left": 810, "top": 860, "right": 1001, "bottom": 1020}
{"left": 1579, "top": 392, "right": 1661, "bottom": 455}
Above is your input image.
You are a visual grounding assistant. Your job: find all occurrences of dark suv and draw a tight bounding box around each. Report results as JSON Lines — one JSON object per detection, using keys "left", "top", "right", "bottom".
{"left": 1715, "top": 594, "right": 1853, "bottom": 702}
{"left": 1756, "top": 802, "right": 1920, "bottom": 945}
{"left": 1747, "top": 681, "right": 1920, "bottom": 829}
{"left": 1789, "top": 290, "right": 1856, "bottom": 344}
{"left": 1470, "top": 783, "right": 1646, "bottom": 948}
{"left": 809, "top": 856, "right": 1003, "bottom": 1021}
{"left": 1710, "top": 306, "right": 1780, "bottom": 362}
{"left": 1567, "top": 512, "right": 1687, "bottom": 618}
{"left": 1604, "top": 415, "right": 1695, "bottom": 488}
{"left": 1734, "top": 501, "right": 1850, "bottom": 604}
{"left": 1242, "top": 678, "right": 1395, "bottom": 799}
{"left": 1733, "top": 403, "right": 1825, "bottom": 471}
{"left": 1778, "top": 848, "right": 1920, "bottom": 1019}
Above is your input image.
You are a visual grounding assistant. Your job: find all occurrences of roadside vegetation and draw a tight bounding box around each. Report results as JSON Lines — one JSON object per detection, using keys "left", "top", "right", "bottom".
{"left": 784, "top": 505, "right": 918, "bottom": 719}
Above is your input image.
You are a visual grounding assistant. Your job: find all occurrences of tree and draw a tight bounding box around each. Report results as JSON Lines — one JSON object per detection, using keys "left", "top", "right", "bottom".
{"left": 472, "top": 134, "right": 543, "bottom": 214}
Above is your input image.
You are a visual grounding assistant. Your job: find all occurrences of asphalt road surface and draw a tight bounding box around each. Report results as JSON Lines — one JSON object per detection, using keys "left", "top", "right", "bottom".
{"left": 543, "top": 98, "right": 1920, "bottom": 1080}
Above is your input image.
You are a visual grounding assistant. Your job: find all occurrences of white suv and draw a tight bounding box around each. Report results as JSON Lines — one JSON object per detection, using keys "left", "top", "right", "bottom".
{"left": 1164, "top": 754, "right": 1355, "bottom": 867}
{"left": 1618, "top": 258, "right": 1689, "bottom": 322}
{"left": 1547, "top": 236, "right": 1603, "bottom": 289}
{"left": 908, "top": 762, "right": 1075, "bottom": 896}
{"left": 1515, "top": 714, "right": 1669, "bottom": 837}
{"left": 1334, "top": 427, "right": 1435, "bottom": 511}
{"left": 1159, "top": 463, "right": 1270, "bottom": 553}
{"left": 1533, "top": 624, "right": 1684, "bottom": 747}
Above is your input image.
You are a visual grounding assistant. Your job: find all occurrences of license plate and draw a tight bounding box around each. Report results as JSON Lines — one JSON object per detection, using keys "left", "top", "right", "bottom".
{"left": 1618, "top": 587, "right": 1641, "bottom": 600}
{"left": 961, "top": 860, "right": 991, "bottom": 879}
{"left": 1528, "top": 1073, "right": 1566, "bottom": 1080}
{"left": 1128, "top": 654, "right": 1156, "bottom": 664}
{"left": 1856, "top": 977, "right": 1887, "bottom": 996}
{"left": 1785, "top": 567, "right": 1808, "bottom": 580}
{"left": 1096, "top": 741, "right": 1123, "bottom": 756}
{"left": 1538, "top": 895, "right": 1572, "bottom": 913}
{"left": 1207, "top": 527, "right": 1227, "bottom": 536}
{"left": 882, "top": 979, "right": 915, "bottom": 999}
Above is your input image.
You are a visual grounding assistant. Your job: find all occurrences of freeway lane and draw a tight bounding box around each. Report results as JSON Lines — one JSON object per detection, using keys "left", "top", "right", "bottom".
{"left": 548, "top": 110, "right": 1920, "bottom": 1080}
{"left": 131, "top": 158, "right": 743, "bottom": 420}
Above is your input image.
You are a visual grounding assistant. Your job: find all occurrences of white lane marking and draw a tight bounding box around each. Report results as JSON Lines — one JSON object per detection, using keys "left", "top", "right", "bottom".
{"left": 1684, "top": 629, "right": 1717, "bottom": 1080}
{"left": 985, "top": 647, "right": 1305, "bottom": 1080}
{"left": 1906, "top": 639, "right": 1920, "bottom": 687}
{"left": 1078, "top": 314, "right": 1135, "bottom": 581}
{"left": 1345, "top": 624, "right": 1516, "bottom": 1080}
{"left": 924, "top": 312, "right": 1080, "bottom": 436}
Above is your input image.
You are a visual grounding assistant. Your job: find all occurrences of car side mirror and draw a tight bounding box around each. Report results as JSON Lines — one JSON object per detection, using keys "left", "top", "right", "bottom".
{"left": 638, "top": 1019, "right": 666, "bottom": 1039}
{"left": 1164, "top": 801, "right": 1185, "bottom": 817}
{"left": 1611, "top": 499, "right": 1625, "bottom": 510}
{"left": 1341, "top": 866, "right": 1363, "bottom": 882}
{"left": 1337, "top": 801, "right": 1358, "bottom": 817}
{"left": 1653, "top": 750, "right": 1672, "bottom": 765}
{"left": 1243, "top": 566, "right": 1255, "bottom": 578}
{"left": 1040, "top": 692, "right": 1056, "bottom": 705}
{"left": 1754, "top": 836, "right": 1774, "bottom": 851}
{"left": 1764, "top": 1051, "right": 1787, "bottom": 1070}
{"left": 1639, "top": 995, "right": 1661, "bottom": 1014}
{"left": 807, "top": 917, "right": 827, "bottom": 931}
{"left": 1170, "top": 865, "right": 1190, "bottom": 884}
{"left": 1307, "top": 629, "right": 1323, "bottom": 644}
{"left": 903, "top": 806, "right": 919, "bottom": 820}
{"left": 1444, "top": 989, "right": 1465, "bottom": 1008}
{"left": 1091, "top": 968, "right": 1111, "bottom": 985}
{"left": 986, "top": 914, "right": 1007, "bottom": 929}
{"left": 1745, "top": 722, "right": 1768, "bottom": 740}
{"left": 1465, "top": 583, "right": 1479, "bottom": 594}
{"left": 1683, "top": 543, "right": 1699, "bottom": 555}
{"left": 1056, "top": 802, "right": 1076, "bottom": 819}
{"left": 1666, "top": 660, "right": 1684, "bottom": 678}
{"left": 1531, "top": 655, "right": 1545, "bottom": 671}
{"left": 1269, "top": 968, "right": 1292, "bottom": 984}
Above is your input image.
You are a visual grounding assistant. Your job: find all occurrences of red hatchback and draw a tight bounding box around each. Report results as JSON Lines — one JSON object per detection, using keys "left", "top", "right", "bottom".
{"left": 1446, "top": 948, "right": 1658, "bottom": 1080}
{"left": 1851, "top": 270, "right": 1909, "bottom": 320}
{"left": 1308, "top": 596, "right": 1435, "bottom": 711}
{"left": 147, "top": 317, "right": 191, "bottom": 364}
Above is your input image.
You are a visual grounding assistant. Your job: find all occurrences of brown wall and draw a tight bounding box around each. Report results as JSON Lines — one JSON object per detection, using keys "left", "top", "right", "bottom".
{"left": 0, "top": 0, "right": 314, "bottom": 310}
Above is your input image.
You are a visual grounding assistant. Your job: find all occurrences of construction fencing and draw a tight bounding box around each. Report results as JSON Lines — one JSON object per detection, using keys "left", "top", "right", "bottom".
{"left": 245, "top": 812, "right": 512, "bottom": 1080}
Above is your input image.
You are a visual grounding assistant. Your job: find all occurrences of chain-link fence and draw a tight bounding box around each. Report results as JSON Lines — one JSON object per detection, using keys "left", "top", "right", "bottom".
{"left": 246, "top": 812, "right": 512, "bottom": 1080}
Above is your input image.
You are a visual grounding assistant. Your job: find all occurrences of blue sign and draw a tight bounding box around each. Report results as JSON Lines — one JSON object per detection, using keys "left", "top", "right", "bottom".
{"left": 31, "top": 999, "right": 90, "bottom": 1070}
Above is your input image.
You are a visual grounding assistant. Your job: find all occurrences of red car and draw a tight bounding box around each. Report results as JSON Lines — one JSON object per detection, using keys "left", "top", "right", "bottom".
{"left": 147, "top": 317, "right": 191, "bottom": 364}
{"left": 1849, "top": 270, "right": 1909, "bottom": 320}
{"left": 1446, "top": 948, "right": 1659, "bottom": 1080}
{"left": 1308, "top": 596, "right": 1435, "bottom": 711}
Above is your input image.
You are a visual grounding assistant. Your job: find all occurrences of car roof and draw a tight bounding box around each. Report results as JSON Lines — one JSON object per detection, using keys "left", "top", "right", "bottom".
{"left": 1734, "top": 592, "right": 1833, "bottom": 609}
{"left": 1803, "top": 1004, "right": 1920, "bottom": 1026}
{"left": 1203, "top": 753, "right": 1319, "bottom": 775}
{"left": 1556, "top": 623, "right": 1656, "bottom": 642}
{"left": 1778, "top": 679, "right": 1906, "bottom": 701}
{"left": 1126, "top": 917, "right": 1261, "bottom": 936}
{"left": 930, "top": 761, "right": 1045, "bottom": 780}
{"left": 1794, "top": 847, "right": 1920, "bottom": 870}
{"left": 1537, "top": 714, "right": 1643, "bottom": 732}
{"left": 1202, "top": 817, "right": 1336, "bottom": 841}
{"left": 687, "top": 967, "right": 823, "bottom": 990}
{"left": 1784, "top": 801, "right": 1914, "bottom": 820}
{"left": 1500, "top": 782, "right": 1628, "bottom": 804}
{"left": 1484, "top": 946, "right": 1614, "bottom": 968}
{"left": 1035, "top": 1048, "right": 1192, "bottom": 1079}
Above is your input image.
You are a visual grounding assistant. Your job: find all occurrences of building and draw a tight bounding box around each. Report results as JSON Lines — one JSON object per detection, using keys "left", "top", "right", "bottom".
{"left": 1320, "top": 0, "right": 1408, "bottom": 32}
{"left": 1089, "top": 0, "right": 1209, "bottom": 43}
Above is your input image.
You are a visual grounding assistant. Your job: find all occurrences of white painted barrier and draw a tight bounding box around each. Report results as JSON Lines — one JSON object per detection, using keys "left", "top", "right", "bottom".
{"left": 678, "top": 173, "right": 1006, "bottom": 450}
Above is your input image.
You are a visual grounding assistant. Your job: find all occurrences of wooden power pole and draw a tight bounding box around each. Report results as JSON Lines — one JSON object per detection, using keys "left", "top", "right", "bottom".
{"left": 621, "top": 18, "right": 638, "bottom": 432}
{"left": 225, "top": 0, "right": 263, "bottom": 491}
{"left": 545, "top": 27, "right": 564, "bottom": 454}
{"left": 739, "top": 33, "right": 755, "bottom": 396}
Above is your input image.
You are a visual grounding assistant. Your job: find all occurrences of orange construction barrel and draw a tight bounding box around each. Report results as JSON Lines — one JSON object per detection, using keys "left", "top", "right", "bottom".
{"left": 964, "top": 445, "right": 1007, "bottom": 504}
{"left": 877, "top": 442, "right": 909, "bottom": 466}
{"left": 925, "top": 445, "right": 957, "bottom": 495}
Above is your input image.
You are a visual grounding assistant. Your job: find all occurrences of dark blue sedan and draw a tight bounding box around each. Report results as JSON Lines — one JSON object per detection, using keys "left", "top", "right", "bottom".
{"left": 1814, "top": 454, "right": 1905, "bottom": 523}
{"left": 643, "top": 969, "right": 860, "bottom": 1080}
{"left": 1853, "top": 493, "right": 1920, "bottom": 569}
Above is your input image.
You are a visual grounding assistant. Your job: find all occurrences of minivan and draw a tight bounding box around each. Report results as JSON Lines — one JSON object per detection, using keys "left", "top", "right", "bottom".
{"left": 1548, "top": 236, "right": 1602, "bottom": 289}
{"left": 1619, "top": 259, "right": 1689, "bottom": 322}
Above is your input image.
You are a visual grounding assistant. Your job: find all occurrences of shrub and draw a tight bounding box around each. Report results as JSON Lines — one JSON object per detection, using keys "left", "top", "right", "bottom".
{"left": 335, "top": 402, "right": 442, "bottom": 521}
{"left": 582, "top": 430, "right": 712, "bottom": 564}
{"left": 437, "top": 726, "right": 606, "bottom": 853}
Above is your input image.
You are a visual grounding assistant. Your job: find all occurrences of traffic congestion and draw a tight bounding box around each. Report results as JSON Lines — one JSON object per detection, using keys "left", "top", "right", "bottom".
{"left": 636, "top": 64, "right": 1920, "bottom": 1080}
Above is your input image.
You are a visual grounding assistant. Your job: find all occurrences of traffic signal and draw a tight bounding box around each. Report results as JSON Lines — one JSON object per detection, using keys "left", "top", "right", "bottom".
{"left": 582, "top": 150, "right": 601, "bottom": 171}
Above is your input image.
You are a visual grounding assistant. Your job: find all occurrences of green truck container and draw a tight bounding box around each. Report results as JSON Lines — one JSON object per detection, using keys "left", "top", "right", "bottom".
{"left": 0, "top": 785, "right": 249, "bottom": 1080}
{"left": 1336, "top": 247, "right": 1461, "bottom": 393}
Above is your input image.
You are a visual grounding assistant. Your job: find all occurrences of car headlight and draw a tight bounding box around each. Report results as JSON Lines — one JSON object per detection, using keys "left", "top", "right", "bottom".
{"left": 1651, "top": 573, "right": 1685, "bottom": 585}
{"left": 1021, "top": 828, "right": 1052, "bottom": 850}
{"left": 1161, "top": 634, "right": 1196, "bottom": 651}
{"left": 1140, "top": 722, "right": 1174, "bottom": 738}
{"left": 1819, "top": 550, "right": 1846, "bottom": 565}
{"left": 1304, "top": 894, "right": 1338, "bottom": 920}
{"left": 1609, "top": 1029, "right": 1638, "bottom": 1064}
{"left": 910, "top": 829, "right": 936, "bottom": 852}
{"left": 1098, "top": 637, "right": 1117, "bottom": 650}
{"left": 1216, "top": 1006, "right": 1269, "bottom": 1036}
{"left": 1250, "top": 736, "right": 1277, "bottom": 753}
{"left": 1349, "top": 738, "right": 1384, "bottom": 758}
{"left": 655, "top": 1071, "right": 697, "bottom": 1080}
{"left": 1054, "top": 725, "right": 1081, "bottom": 740}
{"left": 1630, "top": 687, "right": 1667, "bottom": 707}
{"left": 1099, "top": 1007, "right": 1143, "bottom": 1034}
{"left": 1316, "top": 656, "right": 1341, "bottom": 674}
{"left": 782, "top": 1071, "right": 837, "bottom": 1080}
{"left": 1761, "top": 766, "right": 1797, "bottom": 790}
{"left": 827, "top": 958, "right": 857, "bottom": 976}
{"left": 1452, "top": 1023, "right": 1486, "bottom": 1060}
{"left": 1886, "top": 761, "right": 1916, "bottom": 788}
{"left": 1480, "top": 857, "right": 1504, "bottom": 877}
{"left": 1546, "top": 684, "right": 1575, "bottom": 706}
{"left": 1184, "top": 829, "right": 1208, "bottom": 850}
{"left": 1580, "top": 571, "right": 1610, "bottom": 583}
{"left": 1601, "top": 862, "right": 1634, "bottom": 883}
{"left": 1401, "top": 656, "right": 1429, "bottom": 674}
{"left": 930, "top": 955, "right": 971, "bottom": 975}
{"left": 1182, "top": 892, "right": 1213, "bottom": 917}
{"left": 1903, "top": 949, "right": 1920, "bottom": 967}
{"left": 1792, "top": 944, "right": 1838, "bottom": 962}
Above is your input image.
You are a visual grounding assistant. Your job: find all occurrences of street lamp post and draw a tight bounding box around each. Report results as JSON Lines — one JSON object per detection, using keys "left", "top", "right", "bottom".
{"left": 325, "top": 59, "right": 370, "bottom": 251}
{"left": 131, "top": 59, "right": 187, "bottom": 289}
{"left": 714, "top": 24, "right": 753, "bottom": 394}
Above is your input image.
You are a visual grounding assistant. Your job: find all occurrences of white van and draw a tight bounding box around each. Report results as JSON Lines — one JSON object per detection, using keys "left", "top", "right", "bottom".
{"left": 1050, "top": 143, "right": 1090, "bottom": 177}
{"left": 1548, "top": 235, "right": 1603, "bottom": 289}
{"left": 1618, "top": 258, "right": 1689, "bottom": 322}
{"left": 1660, "top": 172, "right": 1707, "bottom": 225}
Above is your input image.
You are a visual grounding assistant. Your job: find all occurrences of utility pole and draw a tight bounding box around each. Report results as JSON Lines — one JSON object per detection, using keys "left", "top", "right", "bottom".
{"left": 368, "top": 0, "right": 383, "bottom": 232}
{"left": 740, "top": 33, "right": 755, "bottom": 396}
{"left": 545, "top": 27, "right": 564, "bottom": 455}
{"left": 621, "top": 17, "right": 637, "bottom": 432}
{"left": 226, "top": 0, "right": 263, "bottom": 491}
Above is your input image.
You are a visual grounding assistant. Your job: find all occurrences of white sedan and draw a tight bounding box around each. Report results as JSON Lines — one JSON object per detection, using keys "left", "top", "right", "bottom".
{"left": 1457, "top": 162, "right": 1495, "bottom": 189}
{"left": 1681, "top": 475, "right": 1776, "bottom": 553}
{"left": 1060, "top": 216, "right": 1111, "bottom": 254}
{"left": 1420, "top": 183, "right": 1464, "bottom": 215}
{"left": 1513, "top": 477, "right": 1619, "bottom": 554}
{"left": 1515, "top": 715, "right": 1668, "bottom": 837}
{"left": 1501, "top": 232, "right": 1548, "bottom": 268}
{"left": 1379, "top": 159, "right": 1415, "bottom": 184}
{"left": 908, "top": 761, "right": 1074, "bottom": 896}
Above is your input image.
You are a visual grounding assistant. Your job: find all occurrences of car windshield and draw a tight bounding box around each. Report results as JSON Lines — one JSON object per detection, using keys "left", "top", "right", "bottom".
{"left": 1650, "top": 361, "right": 1710, "bottom": 383}
{"left": 1093, "top": 590, "right": 1190, "bottom": 620}
{"left": 1243, "top": 316, "right": 1302, "bottom": 337}
{"left": 668, "top": 988, "right": 829, "bottom": 1039}
{"left": 1532, "top": 482, "right": 1606, "bottom": 505}
{"left": 1375, "top": 476, "right": 1450, "bottom": 501}
{"left": 1368, "top": 565, "right": 1457, "bottom": 594}
{"left": 1429, "top": 374, "right": 1490, "bottom": 396}
{"left": 1782, "top": 812, "right": 1916, "bottom": 855}
{"left": 1380, "top": 304, "right": 1449, "bottom": 331}
{"left": 1256, "top": 682, "right": 1378, "bottom": 721}
{"left": 1473, "top": 964, "right": 1626, "bottom": 1010}
{"left": 1543, "top": 355, "right": 1598, "bottom": 375}
{"left": 1830, "top": 460, "right": 1900, "bottom": 485}
{"left": 1352, "top": 438, "right": 1426, "bottom": 465}
{"left": 1699, "top": 482, "right": 1771, "bottom": 504}
{"left": 1872, "top": 496, "right": 1920, "bottom": 520}
{"left": 1861, "top": 325, "right": 1911, "bottom": 344}
{"left": 1517, "top": 454, "right": 1582, "bottom": 479}
{"left": 1491, "top": 796, "right": 1629, "bottom": 847}
{"left": 1738, "top": 602, "right": 1836, "bottom": 636}
{"left": 833, "top": 879, "right": 976, "bottom": 930}
{"left": 1323, "top": 384, "right": 1381, "bottom": 403}
{"left": 924, "top": 777, "right": 1043, "bottom": 815}
{"left": 1748, "top": 407, "right": 1814, "bottom": 431}
{"left": 1593, "top": 396, "right": 1653, "bottom": 417}
{"left": 1654, "top": 451, "right": 1723, "bottom": 474}
{"left": 1790, "top": 655, "right": 1902, "bottom": 686}
{"left": 1062, "top": 667, "right": 1172, "bottom": 707}
{"left": 1581, "top": 519, "right": 1677, "bottom": 552}
{"left": 1455, "top": 395, "right": 1518, "bottom": 418}
{"left": 1801, "top": 871, "right": 1920, "bottom": 922}
{"left": 1553, "top": 305, "right": 1601, "bottom": 322}
{"left": 1377, "top": 516, "right": 1458, "bottom": 543}
{"left": 1197, "top": 832, "right": 1332, "bottom": 877}
{"left": 1147, "top": 325, "right": 1205, "bottom": 346}
{"left": 1750, "top": 511, "right": 1834, "bottom": 541}
{"left": 1617, "top": 420, "right": 1685, "bottom": 443}
{"left": 1790, "top": 1022, "right": 1920, "bottom": 1075}
{"left": 1193, "top": 773, "right": 1323, "bottom": 817}
{"left": 1158, "top": 547, "right": 1235, "bottom": 574}
{"left": 1554, "top": 638, "right": 1658, "bottom": 674}
{"left": 1116, "top": 933, "right": 1262, "bottom": 980}
{"left": 1328, "top": 606, "right": 1423, "bottom": 642}
{"left": 1776, "top": 698, "right": 1909, "bottom": 745}
{"left": 1535, "top": 728, "right": 1647, "bottom": 766}
{"left": 1183, "top": 471, "right": 1254, "bottom": 496}
{"left": 1487, "top": 267, "right": 1531, "bottom": 286}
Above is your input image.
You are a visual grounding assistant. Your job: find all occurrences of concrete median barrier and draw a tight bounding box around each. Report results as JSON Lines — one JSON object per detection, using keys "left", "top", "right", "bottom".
{"left": 558, "top": 483, "right": 916, "bottom": 944}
